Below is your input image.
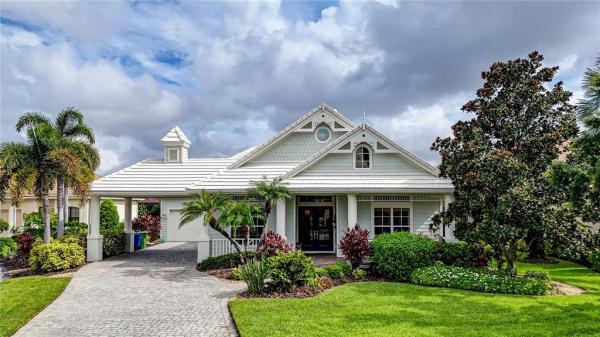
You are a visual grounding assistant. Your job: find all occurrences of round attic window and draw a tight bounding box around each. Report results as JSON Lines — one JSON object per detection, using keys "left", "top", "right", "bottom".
{"left": 315, "top": 125, "right": 332, "bottom": 143}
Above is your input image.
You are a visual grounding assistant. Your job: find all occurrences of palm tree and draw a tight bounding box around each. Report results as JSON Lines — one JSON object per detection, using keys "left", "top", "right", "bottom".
{"left": 578, "top": 56, "right": 600, "bottom": 127}
{"left": 16, "top": 108, "right": 99, "bottom": 235}
{"left": 219, "top": 201, "right": 265, "bottom": 253}
{"left": 0, "top": 123, "right": 92, "bottom": 243}
{"left": 248, "top": 178, "right": 291, "bottom": 229}
{"left": 179, "top": 191, "right": 245, "bottom": 255}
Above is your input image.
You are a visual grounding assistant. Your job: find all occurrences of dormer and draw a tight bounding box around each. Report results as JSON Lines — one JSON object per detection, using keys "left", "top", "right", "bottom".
{"left": 161, "top": 126, "right": 191, "bottom": 163}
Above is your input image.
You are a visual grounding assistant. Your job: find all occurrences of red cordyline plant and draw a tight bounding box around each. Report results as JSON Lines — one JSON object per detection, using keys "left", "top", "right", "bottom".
{"left": 339, "top": 224, "right": 371, "bottom": 268}
{"left": 132, "top": 215, "right": 161, "bottom": 241}
{"left": 17, "top": 232, "right": 36, "bottom": 258}
{"left": 256, "top": 230, "right": 292, "bottom": 257}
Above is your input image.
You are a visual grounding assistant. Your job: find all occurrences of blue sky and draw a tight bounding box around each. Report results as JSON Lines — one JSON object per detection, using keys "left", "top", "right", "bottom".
{"left": 1, "top": 1, "right": 598, "bottom": 174}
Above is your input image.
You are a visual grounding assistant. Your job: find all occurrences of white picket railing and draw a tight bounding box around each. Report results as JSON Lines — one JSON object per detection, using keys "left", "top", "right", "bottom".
{"left": 210, "top": 238, "right": 260, "bottom": 257}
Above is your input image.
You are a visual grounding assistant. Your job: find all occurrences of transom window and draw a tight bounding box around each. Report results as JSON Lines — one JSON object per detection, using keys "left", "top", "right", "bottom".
{"left": 233, "top": 216, "right": 265, "bottom": 239}
{"left": 374, "top": 207, "right": 410, "bottom": 235}
{"left": 315, "top": 126, "right": 332, "bottom": 143}
{"left": 355, "top": 145, "right": 371, "bottom": 169}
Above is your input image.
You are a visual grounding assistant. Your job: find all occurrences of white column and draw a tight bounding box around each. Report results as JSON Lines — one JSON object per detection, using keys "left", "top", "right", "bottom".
{"left": 347, "top": 194, "right": 357, "bottom": 228}
{"left": 8, "top": 205, "right": 17, "bottom": 231}
{"left": 124, "top": 197, "right": 135, "bottom": 253}
{"left": 87, "top": 195, "right": 103, "bottom": 261}
{"left": 276, "top": 199, "right": 286, "bottom": 240}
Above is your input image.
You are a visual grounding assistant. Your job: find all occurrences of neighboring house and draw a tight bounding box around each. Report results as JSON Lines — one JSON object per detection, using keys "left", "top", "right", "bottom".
{"left": 89, "top": 103, "right": 455, "bottom": 262}
{"left": 0, "top": 186, "right": 140, "bottom": 237}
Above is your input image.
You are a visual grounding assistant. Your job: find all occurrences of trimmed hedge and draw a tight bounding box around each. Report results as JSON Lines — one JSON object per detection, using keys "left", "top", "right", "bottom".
{"left": 322, "top": 261, "right": 353, "bottom": 279}
{"left": 101, "top": 229, "right": 126, "bottom": 258}
{"left": 28, "top": 241, "right": 85, "bottom": 272}
{"left": 371, "top": 232, "right": 438, "bottom": 281}
{"left": 197, "top": 252, "right": 258, "bottom": 271}
{"left": 268, "top": 250, "right": 315, "bottom": 291}
{"left": 434, "top": 241, "right": 489, "bottom": 268}
{"left": 410, "top": 264, "right": 551, "bottom": 295}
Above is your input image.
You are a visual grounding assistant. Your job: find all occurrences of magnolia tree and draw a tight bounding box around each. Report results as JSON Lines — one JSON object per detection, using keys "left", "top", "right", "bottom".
{"left": 432, "top": 52, "right": 577, "bottom": 274}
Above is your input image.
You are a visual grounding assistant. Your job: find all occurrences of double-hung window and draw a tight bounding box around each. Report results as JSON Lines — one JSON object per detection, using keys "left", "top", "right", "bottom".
{"left": 373, "top": 206, "right": 410, "bottom": 235}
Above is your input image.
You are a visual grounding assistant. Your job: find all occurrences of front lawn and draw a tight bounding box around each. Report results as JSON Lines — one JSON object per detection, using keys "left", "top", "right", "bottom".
{"left": 0, "top": 276, "right": 71, "bottom": 337}
{"left": 229, "top": 261, "right": 600, "bottom": 337}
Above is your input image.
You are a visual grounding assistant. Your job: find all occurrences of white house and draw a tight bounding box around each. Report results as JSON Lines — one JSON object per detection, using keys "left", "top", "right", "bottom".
{"left": 89, "top": 103, "right": 455, "bottom": 262}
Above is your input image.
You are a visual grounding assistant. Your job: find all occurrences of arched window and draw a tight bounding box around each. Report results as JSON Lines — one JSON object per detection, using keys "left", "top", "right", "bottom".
{"left": 355, "top": 145, "right": 371, "bottom": 169}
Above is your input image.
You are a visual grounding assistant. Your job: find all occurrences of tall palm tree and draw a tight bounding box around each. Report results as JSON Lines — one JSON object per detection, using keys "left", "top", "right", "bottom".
{"left": 0, "top": 124, "right": 91, "bottom": 243}
{"left": 179, "top": 191, "right": 244, "bottom": 254}
{"left": 578, "top": 56, "right": 600, "bottom": 130}
{"left": 219, "top": 201, "right": 265, "bottom": 254}
{"left": 16, "top": 108, "right": 99, "bottom": 235}
{"left": 248, "top": 178, "right": 291, "bottom": 229}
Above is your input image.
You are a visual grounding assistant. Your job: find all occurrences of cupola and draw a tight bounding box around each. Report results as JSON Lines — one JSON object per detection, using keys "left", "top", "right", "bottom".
{"left": 161, "top": 126, "right": 191, "bottom": 163}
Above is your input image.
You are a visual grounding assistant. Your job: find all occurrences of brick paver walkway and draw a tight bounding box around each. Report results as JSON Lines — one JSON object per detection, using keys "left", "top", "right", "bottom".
{"left": 14, "top": 242, "right": 245, "bottom": 337}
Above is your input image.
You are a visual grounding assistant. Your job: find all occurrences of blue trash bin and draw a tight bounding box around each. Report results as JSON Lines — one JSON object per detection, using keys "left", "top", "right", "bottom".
{"left": 134, "top": 232, "right": 142, "bottom": 250}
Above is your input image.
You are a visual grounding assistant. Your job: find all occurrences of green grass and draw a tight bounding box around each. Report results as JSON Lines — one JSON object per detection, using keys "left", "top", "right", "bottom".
{"left": 0, "top": 276, "right": 71, "bottom": 337}
{"left": 229, "top": 261, "right": 600, "bottom": 337}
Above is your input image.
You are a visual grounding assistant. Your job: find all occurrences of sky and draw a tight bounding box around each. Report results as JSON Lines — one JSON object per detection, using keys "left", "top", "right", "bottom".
{"left": 1, "top": 0, "right": 599, "bottom": 175}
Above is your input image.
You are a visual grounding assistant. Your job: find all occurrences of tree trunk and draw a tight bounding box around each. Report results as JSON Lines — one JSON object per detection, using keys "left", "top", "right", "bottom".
{"left": 208, "top": 218, "right": 246, "bottom": 263}
{"left": 526, "top": 228, "right": 546, "bottom": 261}
{"left": 42, "top": 192, "right": 51, "bottom": 244}
{"left": 504, "top": 242, "right": 518, "bottom": 276}
{"left": 63, "top": 182, "right": 69, "bottom": 225}
{"left": 56, "top": 177, "right": 64, "bottom": 236}
{"left": 263, "top": 201, "right": 271, "bottom": 229}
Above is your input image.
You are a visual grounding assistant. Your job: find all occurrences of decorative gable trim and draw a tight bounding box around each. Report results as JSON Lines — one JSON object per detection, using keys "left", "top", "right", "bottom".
{"left": 227, "top": 103, "right": 356, "bottom": 169}
{"left": 281, "top": 124, "right": 440, "bottom": 179}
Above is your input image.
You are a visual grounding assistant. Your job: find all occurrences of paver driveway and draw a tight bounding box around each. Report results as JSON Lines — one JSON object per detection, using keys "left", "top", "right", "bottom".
{"left": 14, "top": 242, "right": 245, "bottom": 337}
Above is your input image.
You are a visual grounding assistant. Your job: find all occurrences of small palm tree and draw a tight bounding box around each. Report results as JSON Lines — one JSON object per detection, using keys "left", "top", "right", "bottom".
{"left": 248, "top": 178, "right": 291, "bottom": 228}
{"left": 578, "top": 56, "right": 600, "bottom": 121}
{"left": 220, "top": 201, "right": 265, "bottom": 253}
{"left": 16, "top": 108, "right": 99, "bottom": 236}
{"left": 180, "top": 191, "right": 245, "bottom": 255}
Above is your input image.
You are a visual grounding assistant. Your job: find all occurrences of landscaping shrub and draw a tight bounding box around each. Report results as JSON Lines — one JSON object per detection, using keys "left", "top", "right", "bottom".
{"left": 101, "top": 229, "right": 126, "bottom": 258}
{"left": 239, "top": 259, "right": 270, "bottom": 294}
{"left": 524, "top": 271, "right": 550, "bottom": 281}
{"left": 256, "top": 230, "right": 292, "bottom": 257}
{"left": 0, "top": 219, "right": 9, "bottom": 232}
{"left": 0, "top": 237, "right": 17, "bottom": 258}
{"left": 315, "top": 267, "right": 329, "bottom": 278}
{"left": 589, "top": 248, "right": 600, "bottom": 272}
{"left": 100, "top": 199, "right": 120, "bottom": 230}
{"left": 434, "top": 241, "right": 489, "bottom": 268}
{"left": 339, "top": 224, "right": 371, "bottom": 268}
{"left": 28, "top": 241, "right": 85, "bottom": 272}
{"left": 323, "top": 261, "right": 352, "bottom": 279}
{"left": 352, "top": 268, "right": 367, "bottom": 280}
{"left": 371, "top": 232, "right": 438, "bottom": 281}
{"left": 197, "top": 252, "right": 258, "bottom": 271}
{"left": 232, "top": 266, "right": 244, "bottom": 280}
{"left": 23, "top": 211, "right": 58, "bottom": 237}
{"left": 268, "top": 250, "right": 315, "bottom": 291}
{"left": 132, "top": 214, "right": 161, "bottom": 241}
{"left": 410, "top": 264, "right": 551, "bottom": 295}
{"left": 16, "top": 232, "right": 36, "bottom": 258}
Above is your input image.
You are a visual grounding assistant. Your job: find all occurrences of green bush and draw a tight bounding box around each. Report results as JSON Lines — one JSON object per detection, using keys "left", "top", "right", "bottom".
{"left": 101, "top": 229, "right": 125, "bottom": 258}
{"left": 0, "top": 219, "right": 9, "bottom": 232}
{"left": 197, "top": 252, "right": 258, "bottom": 271}
{"left": 589, "top": 249, "right": 600, "bottom": 272}
{"left": 410, "top": 264, "right": 551, "bottom": 295}
{"left": 100, "top": 199, "right": 120, "bottom": 230}
{"left": 434, "top": 241, "right": 489, "bottom": 268}
{"left": 232, "top": 266, "right": 245, "bottom": 280}
{"left": 23, "top": 211, "right": 58, "bottom": 237}
{"left": 323, "top": 261, "right": 353, "bottom": 279}
{"left": 315, "top": 267, "right": 329, "bottom": 278}
{"left": 371, "top": 232, "right": 438, "bottom": 281}
{"left": 28, "top": 241, "right": 85, "bottom": 272}
{"left": 524, "top": 271, "right": 550, "bottom": 281}
{"left": 352, "top": 268, "right": 367, "bottom": 280}
{"left": 239, "top": 259, "right": 270, "bottom": 294}
{"left": 268, "top": 251, "right": 315, "bottom": 291}
{"left": 0, "top": 237, "right": 17, "bottom": 258}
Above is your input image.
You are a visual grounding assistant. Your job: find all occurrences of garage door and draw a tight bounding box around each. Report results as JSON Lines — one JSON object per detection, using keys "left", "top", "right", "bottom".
{"left": 166, "top": 210, "right": 204, "bottom": 242}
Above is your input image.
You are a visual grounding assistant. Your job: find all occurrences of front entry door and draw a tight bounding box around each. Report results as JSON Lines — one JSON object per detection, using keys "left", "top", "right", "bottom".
{"left": 298, "top": 206, "right": 334, "bottom": 251}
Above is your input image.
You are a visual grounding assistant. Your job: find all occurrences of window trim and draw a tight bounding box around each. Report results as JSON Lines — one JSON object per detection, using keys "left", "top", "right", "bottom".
{"left": 371, "top": 202, "right": 413, "bottom": 235}
{"left": 353, "top": 144, "right": 372, "bottom": 170}
{"left": 314, "top": 125, "right": 332, "bottom": 143}
{"left": 167, "top": 148, "right": 180, "bottom": 162}
{"left": 68, "top": 207, "right": 80, "bottom": 223}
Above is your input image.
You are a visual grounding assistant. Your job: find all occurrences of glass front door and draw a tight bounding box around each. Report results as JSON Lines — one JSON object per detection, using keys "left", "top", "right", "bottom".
{"left": 298, "top": 206, "right": 334, "bottom": 251}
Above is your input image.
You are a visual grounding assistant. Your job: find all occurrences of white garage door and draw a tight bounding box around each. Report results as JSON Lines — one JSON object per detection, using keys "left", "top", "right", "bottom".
{"left": 166, "top": 210, "right": 204, "bottom": 242}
